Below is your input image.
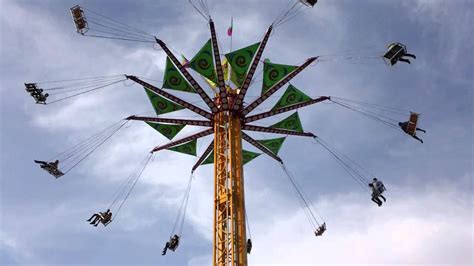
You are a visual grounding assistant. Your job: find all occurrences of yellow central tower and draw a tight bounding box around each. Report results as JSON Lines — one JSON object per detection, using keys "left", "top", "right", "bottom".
{"left": 213, "top": 93, "right": 247, "bottom": 265}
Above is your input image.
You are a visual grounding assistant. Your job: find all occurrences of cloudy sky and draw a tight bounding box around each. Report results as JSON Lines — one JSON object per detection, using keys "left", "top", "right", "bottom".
{"left": 0, "top": 0, "right": 472, "bottom": 265}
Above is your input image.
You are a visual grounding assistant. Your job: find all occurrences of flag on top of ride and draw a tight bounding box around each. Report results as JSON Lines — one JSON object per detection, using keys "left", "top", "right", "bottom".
{"left": 227, "top": 17, "right": 233, "bottom": 36}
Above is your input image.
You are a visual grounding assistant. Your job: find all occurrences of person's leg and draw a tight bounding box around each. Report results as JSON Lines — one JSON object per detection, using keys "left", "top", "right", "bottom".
{"left": 91, "top": 216, "right": 101, "bottom": 224}
{"left": 162, "top": 243, "right": 169, "bottom": 255}
{"left": 398, "top": 58, "right": 411, "bottom": 64}
{"left": 416, "top": 128, "right": 426, "bottom": 133}
{"left": 93, "top": 218, "right": 102, "bottom": 226}
{"left": 404, "top": 53, "right": 416, "bottom": 59}
{"left": 377, "top": 197, "right": 383, "bottom": 206}
{"left": 380, "top": 195, "right": 386, "bottom": 202}
{"left": 374, "top": 196, "right": 383, "bottom": 206}
{"left": 412, "top": 135, "right": 423, "bottom": 143}
{"left": 371, "top": 197, "right": 381, "bottom": 206}
{"left": 87, "top": 214, "right": 97, "bottom": 222}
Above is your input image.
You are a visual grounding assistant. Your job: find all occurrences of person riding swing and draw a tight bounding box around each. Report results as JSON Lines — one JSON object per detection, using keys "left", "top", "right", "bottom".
{"left": 383, "top": 42, "right": 416, "bottom": 65}
{"left": 34, "top": 159, "right": 64, "bottom": 178}
{"left": 34, "top": 90, "right": 49, "bottom": 104}
{"left": 246, "top": 239, "right": 253, "bottom": 254}
{"left": 369, "top": 178, "right": 386, "bottom": 207}
{"left": 25, "top": 83, "right": 49, "bottom": 104}
{"left": 314, "top": 222, "right": 326, "bottom": 236}
{"left": 162, "top": 234, "right": 180, "bottom": 255}
{"left": 87, "top": 209, "right": 113, "bottom": 227}
{"left": 399, "top": 113, "right": 426, "bottom": 143}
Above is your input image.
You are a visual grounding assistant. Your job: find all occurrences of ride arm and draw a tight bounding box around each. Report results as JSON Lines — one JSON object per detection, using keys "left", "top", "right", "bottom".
{"left": 241, "top": 57, "right": 318, "bottom": 116}
{"left": 154, "top": 38, "right": 218, "bottom": 113}
{"left": 241, "top": 132, "right": 282, "bottom": 163}
{"left": 244, "top": 96, "right": 330, "bottom": 123}
{"left": 126, "top": 75, "right": 213, "bottom": 120}
{"left": 127, "top": 115, "right": 212, "bottom": 127}
{"left": 233, "top": 25, "right": 273, "bottom": 111}
{"left": 151, "top": 128, "right": 214, "bottom": 153}
{"left": 242, "top": 124, "right": 315, "bottom": 137}
{"left": 209, "top": 19, "right": 228, "bottom": 110}
{"left": 191, "top": 140, "right": 214, "bottom": 173}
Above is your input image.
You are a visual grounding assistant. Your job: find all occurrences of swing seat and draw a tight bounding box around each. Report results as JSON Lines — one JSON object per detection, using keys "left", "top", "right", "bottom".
{"left": 383, "top": 42, "right": 407, "bottom": 66}
{"left": 101, "top": 218, "right": 112, "bottom": 226}
{"left": 44, "top": 166, "right": 64, "bottom": 178}
{"left": 75, "top": 19, "right": 88, "bottom": 31}
{"left": 25, "top": 83, "right": 48, "bottom": 104}
{"left": 70, "top": 5, "right": 85, "bottom": 21}
{"left": 35, "top": 96, "right": 48, "bottom": 105}
{"left": 406, "top": 112, "right": 419, "bottom": 136}
{"left": 314, "top": 223, "right": 326, "bottom": 236}
{"left": 169, "top": 241, "right": 179, "bottom": 252}
{"left": 169, "top": 235, "right": 180, "bottom": 251}
{"left": 300, "top": 0, "right": 318, "bottom": 7}
{"left": 25, "top": 83, "right": 47, "bottom": 103}
{"left": 70, "top": 5, "right": 89, "bottom": 34}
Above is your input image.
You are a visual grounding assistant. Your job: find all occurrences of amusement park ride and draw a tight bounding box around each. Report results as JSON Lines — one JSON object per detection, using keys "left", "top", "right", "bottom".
{"left": 26, "top": 1, "right": 426, "bottom": 265}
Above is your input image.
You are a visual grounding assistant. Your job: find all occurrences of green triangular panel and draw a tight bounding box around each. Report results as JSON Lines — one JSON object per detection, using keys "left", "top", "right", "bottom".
{"left": 201, "top": 149, "right": 259, "bottom": 166}
{"left": 261, "top": 60, "right": 298, "bottom": 95}
{"left": 272, "top": 84, "right": 312, "bottom": 110}
{"left": 167, "top": 139, "right": 197, "bottom": 156}
{"left": 202, "top": 150, "right": 214, "bottom": 165}
{"left": 189, "top": 39, "right": 217, "bottom": 83}
{"left": 163, "top": 57, "right": 196, "bottom": 93}
{"left": 144, "top": 87, "right": 185, "bottom": 115}
{"left": 257, "top": 137, "right": 286, "bottom": 155}
{"left": 270, "top": 112, "right": 304, "bottom": 132}
{"left": 242, "top": 150, "right": 261, "bottom": 165}
{"left": 225, "top": 42, "right": 260, "bottom": 87}
{"left": 145, "top": 122, "right": 185, "bottom": 140}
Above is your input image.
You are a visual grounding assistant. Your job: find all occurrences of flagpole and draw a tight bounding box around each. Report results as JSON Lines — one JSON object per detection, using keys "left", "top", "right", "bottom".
{"left": 227, "top": 17, "right": 233, "bottom": 86}
{"left": 229, "top": 17, "right": 233, "bottom": 53}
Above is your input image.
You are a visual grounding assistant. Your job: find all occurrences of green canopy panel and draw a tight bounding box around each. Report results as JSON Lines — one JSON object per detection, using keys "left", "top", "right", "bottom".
{"left": 144, "top": 87, "right": 185, "bottom": 115}
{"left": 272, "top": 84, "right": 312, "bottom": 110}
{"left": 257, "top": 137, "right": 286, "bottom": 155}
{"left": 146, "top": 122, "right": 185, "bottom": 140}
{"left": 225, "top": 42, "right": 260, "bottom": 87}
{"left": 270, "top": 112, "right": 304, "bottom": 132}
{"left": 201, "top": 149, "right": 259, "bottom": 166}
{"left": 166, "top": 139, "right": 197, "bottom": 156}
{"left": 242, "top": 150, "right": 261, "bottom": 165}
{"left": 261, "top": 60, "right": 298, "bottom": 95}
{"left": 189, "top": 39, "right": 218, "bottom": 83}
{"left": 202, "top": 150, "right": 214, "bottom": 165}
{"left": 163, "top": 57, "right": 196, "bottom": 93}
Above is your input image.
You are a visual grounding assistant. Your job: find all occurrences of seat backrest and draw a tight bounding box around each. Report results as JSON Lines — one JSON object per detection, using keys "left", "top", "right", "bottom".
{"left": 383, "top": 43, "right": 406, "bottom": 65}
{"left": 71, "top": 6, "right": 84, "bottom": 20}
{"left": 409, "top": 113, "right": 419, "bottom": 124}
{"left": 406, "top": 113, "right": 419, "bottom": 135}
